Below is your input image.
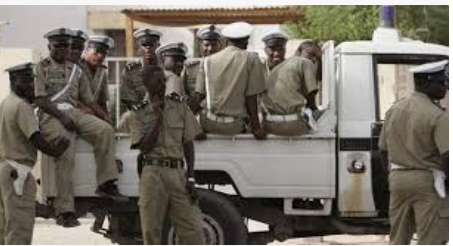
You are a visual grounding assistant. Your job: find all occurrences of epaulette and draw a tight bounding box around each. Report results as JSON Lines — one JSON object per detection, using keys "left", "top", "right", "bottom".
{"left": 125, "top": 61, "right": 141, "bottom": 71}
{"left": 41, "top": 57, "right": 51, "bottom": 66}
{"left": 184, "top": 58, "right": 202, "bottom": 68}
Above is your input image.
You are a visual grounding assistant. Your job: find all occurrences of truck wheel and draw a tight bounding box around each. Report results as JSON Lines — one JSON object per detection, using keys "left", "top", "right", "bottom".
{"left": 162, "top": 189, "right": 248, "bottom": 245}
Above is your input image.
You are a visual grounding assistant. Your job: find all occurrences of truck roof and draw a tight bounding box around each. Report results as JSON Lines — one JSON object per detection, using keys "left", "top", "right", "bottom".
{"left": 336, "top": 40, "right": 449, "bottom": 56}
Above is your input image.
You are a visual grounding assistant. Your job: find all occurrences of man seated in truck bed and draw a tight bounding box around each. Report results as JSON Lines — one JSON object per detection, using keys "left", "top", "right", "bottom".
{"left": 261, "top": 33, "right": 320, "bottom": 136}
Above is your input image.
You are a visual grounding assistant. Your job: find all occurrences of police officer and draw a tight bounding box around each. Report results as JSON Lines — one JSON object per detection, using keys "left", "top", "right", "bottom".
{"left": 121, "top": 28, "right": 162, "bottom": 149}
{"left": 193, "top": 22, "right": 266, "bottom": 139}
{"left": 183, "top": 25, "right": 222, "bottom": 103}
{"left": 34, "top": 28, "right": 127, "bottom": 228}
{"left": 79, "top": 35, "right": 114, "bottom": 116}
{"left": 137, "top": 53, "right": 205, "bottom": 245}
{"left": 0, "top": 63, "right": 70, "bottom": 244}
{"left": 132, "top": 42, "right": 188, "bottom": 148}
{"left": 260, "top": 31, "right": 319, "bottom": 136}
{"left": 379, "top": 60, "right": 449, "bottom": 244}
{"left": 68, "top": 29, "right": 89, "bottom": 64}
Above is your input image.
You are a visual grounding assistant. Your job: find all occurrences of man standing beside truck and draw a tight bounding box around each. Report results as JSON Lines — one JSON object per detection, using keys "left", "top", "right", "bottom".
{"left": 379, "top": 60, "right": 449, "bottom": 244}
{"left": 137, "top": 49, "right": 205, "bottom": 244}
{"left": 0, "top": 63, "right": 69, "bottom": 244}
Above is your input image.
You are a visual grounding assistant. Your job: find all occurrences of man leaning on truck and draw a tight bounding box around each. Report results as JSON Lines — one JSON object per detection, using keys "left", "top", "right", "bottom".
{"left": 379, "top": 60, "right": 449, "bottom": 245}
{"left": 0, "top": 63, "right": 69, "bottom": 244}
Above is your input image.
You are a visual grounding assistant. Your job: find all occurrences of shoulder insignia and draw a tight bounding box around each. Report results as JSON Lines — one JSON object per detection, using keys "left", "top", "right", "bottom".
{"left": 184, "top": 58, "right": 202, "bottom": 67}
{"left": 41, "top": 57, "right": 51, "bottom": 66}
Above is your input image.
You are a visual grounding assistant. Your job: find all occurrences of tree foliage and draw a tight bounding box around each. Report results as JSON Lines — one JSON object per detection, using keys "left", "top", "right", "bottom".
{"left": 285, "top": 5, "right": 449, "bottom": 46}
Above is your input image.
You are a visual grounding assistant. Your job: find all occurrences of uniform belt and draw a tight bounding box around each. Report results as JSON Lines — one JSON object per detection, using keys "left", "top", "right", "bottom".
{"left": 144, "top": 158, "right": 185, "bottom": 169}
{"left": 390, "top": 163, "right": 425, "bottom": 171}
{"left": 56, "top": 102, "right": 74, "bottom": 111}
{"left": 266, "top": 113, "right": 300, "bottom": 122}
{"left": 391, "top": 162, "right": 446, "bottom": 198}
{"left": 131, "top": 101, "right": 148, "bottom": 111}
{"left": 206, "top": 112, "right": 237, "bottom": 123}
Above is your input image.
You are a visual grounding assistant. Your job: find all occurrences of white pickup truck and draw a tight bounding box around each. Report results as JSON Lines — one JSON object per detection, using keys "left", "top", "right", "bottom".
{"left": 36, "top": 23, "right": 448, "bottom": 244}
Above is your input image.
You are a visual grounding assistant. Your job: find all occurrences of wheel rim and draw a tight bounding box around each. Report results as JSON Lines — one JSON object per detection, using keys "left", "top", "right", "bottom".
{"left": 167, "top": 214, "right": 225, "bottom": 245}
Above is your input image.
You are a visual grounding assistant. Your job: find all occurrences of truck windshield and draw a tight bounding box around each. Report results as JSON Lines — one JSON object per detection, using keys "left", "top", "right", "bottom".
{"left": 374, "top": 54, "right": 448, "bottom": 121}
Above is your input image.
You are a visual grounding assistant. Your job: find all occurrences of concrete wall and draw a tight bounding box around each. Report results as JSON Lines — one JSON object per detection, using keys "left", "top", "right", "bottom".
{"left": 0, "top": 5, "right": 87, "bottom": 57}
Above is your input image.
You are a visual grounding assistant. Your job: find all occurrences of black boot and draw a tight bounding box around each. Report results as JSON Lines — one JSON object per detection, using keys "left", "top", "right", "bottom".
{"left": 56, "top": 212, "right": 81, "bottom": 228}
{"left": 96, "top": 180, "right": 129, "bottom": 203}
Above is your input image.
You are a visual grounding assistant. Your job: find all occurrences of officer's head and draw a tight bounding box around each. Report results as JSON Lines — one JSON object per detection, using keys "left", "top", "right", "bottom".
{"left": 156, "top": 43, "right": 188, "bottom": 76}
{"left": 262, "top": 31, "right": 288, "bottom": 68}
{"left": 84, "top": 36, "right": 114, "bottom": 67}
{"left": 134, "top": 28, "right": 162, "bottom": 62}
{"left": 44, "top": 28, "right": 73, "bottom": 63}
{"left": 68, "top": 29, "right": 88, "bottom": 63}
{"left": 222, "top": 22, "right": 253, "bottom": 50}
{"left": 412, "top": 60, "right": 449, "bottom": 100}
{"left": 296, "top": 41, "right": 322, "bottom": 81}
{"left": 6, "top": 63, "right": 35, "bottom": 101}
{"left": 197, "top": 25, "right": 223, "bottom": 56}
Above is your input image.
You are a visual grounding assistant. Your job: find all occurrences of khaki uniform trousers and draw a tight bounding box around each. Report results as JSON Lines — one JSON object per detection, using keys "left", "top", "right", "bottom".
{"left": 389, "top": 170, "right": 449, "bottom": 245}
{"left": 199, "top": 113, "right": 244, "bottom": 136}
{"left": 39, "top": 108, "right": 119, "bottom": 215}
{"left": 138, "top": 166, "right": 205, "bottom": 245}
{"left": 0, "top": 163, "right": 36, "bottom": 245}
{"left": 263, "top": 119, "right": 311, "bottom": 136}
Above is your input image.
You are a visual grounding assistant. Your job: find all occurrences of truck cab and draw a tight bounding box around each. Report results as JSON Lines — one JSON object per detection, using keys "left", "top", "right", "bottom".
{"left": 37, "top": 24, "right": 448, "bottom": 245}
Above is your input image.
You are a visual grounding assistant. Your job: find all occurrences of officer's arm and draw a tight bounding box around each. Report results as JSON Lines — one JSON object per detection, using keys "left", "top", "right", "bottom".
{"left": 189, "top": 93, "right": 205, "bottom": 114}
{"left": 30, "top": 132, "right": 69, "bottom": 158}
{"left": 306, "top": 91, "right": 319, "bottom": 111}
{"left": 86, "top": 102, "right": 111, "bottom": 124}
{"left": 183, "top": 141, "right": 195, "bottom": 178}
{"left": 442, "top": 152, "right": 448, "bottom": 180}
{"left": 246, "top": 95, "right": 266, "bottom": 140}
{"left": 379, "top": 149, "right": 389, "bottom": 177}
{"left": 34, "top": 97, "right": 75, "bottom": 132}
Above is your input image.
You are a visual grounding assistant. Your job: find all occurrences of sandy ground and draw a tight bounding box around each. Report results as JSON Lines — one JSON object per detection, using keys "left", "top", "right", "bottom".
{"left": 32, "top": 218, "right": 393, "bottom": 245}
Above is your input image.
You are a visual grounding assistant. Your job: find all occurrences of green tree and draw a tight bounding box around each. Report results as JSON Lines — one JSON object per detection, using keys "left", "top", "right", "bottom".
{"left": 285, "top": 5, "right": 449, "bottom": 46}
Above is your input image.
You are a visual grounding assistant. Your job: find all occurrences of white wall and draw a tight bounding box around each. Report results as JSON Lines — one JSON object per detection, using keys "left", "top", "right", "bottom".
{"left": 0, "top": 48, "right": 37, "bottom": 101}
{"left": 0, "top": 5, "right": 87, "bottom": 57}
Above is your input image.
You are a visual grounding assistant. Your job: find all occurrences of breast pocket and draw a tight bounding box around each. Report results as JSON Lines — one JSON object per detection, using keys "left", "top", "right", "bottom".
{"left": 165, "top": 111, "right": 184, "bottom": 145}
{"left": 46, "top": 77, "right": 66, "bottom": 96}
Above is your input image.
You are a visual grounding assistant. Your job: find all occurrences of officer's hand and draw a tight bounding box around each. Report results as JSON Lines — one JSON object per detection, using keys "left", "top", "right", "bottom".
{"left": 252, "top": 128, "right": 267, "bottom": 140}
{"left": 195, "top": 132, "right": 208, "bottom": 141}
{"left": 59, "top": 115, "right": 76, "bottom": 132}
{"left": 80, "top": 105, "right": 95, "bottom": 115}
{"left": 186, "top": 177, "right": 197, "bottom": 204}
{"left": 50, "top": 137, "right": 70, "bottom": 157}
{"left": 139, "top": 130, "right": 158, "bottom": 153}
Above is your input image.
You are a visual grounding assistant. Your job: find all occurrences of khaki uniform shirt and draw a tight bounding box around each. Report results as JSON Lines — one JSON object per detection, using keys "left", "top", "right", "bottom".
{"left": 379, "top": 92, "right": 449, "bottom": 170}
{"left": 181, "top": 58, "right": 202, "bottom": 99}
{"left": 262, "top": 57, "right": 318, "bottom": 115}
{"left": 79, "top": 60, "right": 110, "bottom": 103}
{"left": 195, "top": 46, "right": 266, "bottom": 117}
{"left": 34, "top": 57, "right": 93, "bottom": 105}
{"left": 141, "top": 96, "right": 202, "bottom": 160}
{"left": 121, "top": 61, "right": 147, "bottom": 103}
{"left": 0, "top": 93, "right": 40, "bottom": 167}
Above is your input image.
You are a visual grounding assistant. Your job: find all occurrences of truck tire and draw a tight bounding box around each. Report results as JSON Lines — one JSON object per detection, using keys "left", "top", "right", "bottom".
{"left": 162, "top": 188, "right": 248, "bottom": 245}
